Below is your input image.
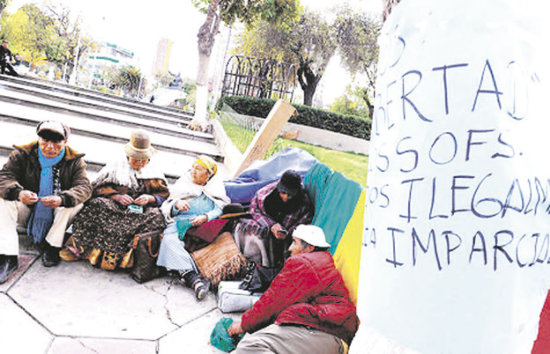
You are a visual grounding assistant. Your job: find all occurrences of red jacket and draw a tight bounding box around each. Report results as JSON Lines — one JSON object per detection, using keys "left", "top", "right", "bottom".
{"left": 533, "top": 290, "right": 550, "bottom": 353}
{"left": 241, "top": 251, "right": 359, "bottom": 344}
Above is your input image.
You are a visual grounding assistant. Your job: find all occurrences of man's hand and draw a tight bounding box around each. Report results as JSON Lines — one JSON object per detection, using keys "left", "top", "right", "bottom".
{"left": 271, "top": 223, "right": 286, "bottom": 239}
{"left": 227, "top": 320, "right": 245, "bottom": 336}
{"left": 41, "top": 195, "right": 62, "bottom": 209}
{"left": 175, "top": 199, "right": 190, "bottom": 211}
{"left": 134, "top": 194, "right": 155, "bottom": 206}
{"left": 190, "top": 214, "right": 208, "bottom": 227}
{"left": 111, "top": 194, "right": 134, "bottom": 205}
{"left": 18, "top": 190, "right": 38, "bottom": 205}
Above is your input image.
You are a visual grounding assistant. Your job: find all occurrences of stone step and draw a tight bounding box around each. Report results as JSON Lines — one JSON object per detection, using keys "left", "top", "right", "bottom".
{"left": 0, "top": 126, "right": 193, "bottom": 182}
{"left": 0, "top": 101, "right": 223, "bottom": 161}
{"left": 0, "top": 74, "right": 193, "bottom": 119}
{"left": 0, "top": 87, "right": 214, "bottom": 144}
{"left": 0, "top": 78, "right": 193, "bottom": 127}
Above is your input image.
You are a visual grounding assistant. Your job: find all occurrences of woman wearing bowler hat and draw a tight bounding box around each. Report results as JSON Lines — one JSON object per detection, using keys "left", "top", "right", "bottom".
{"left": 60, "top": 130, "right": 169, "bottom": 270}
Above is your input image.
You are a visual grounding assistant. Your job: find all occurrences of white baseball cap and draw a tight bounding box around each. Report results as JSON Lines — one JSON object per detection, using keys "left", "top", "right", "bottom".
{"left": 293, "top": 225, "right": 330, "bottom": 248}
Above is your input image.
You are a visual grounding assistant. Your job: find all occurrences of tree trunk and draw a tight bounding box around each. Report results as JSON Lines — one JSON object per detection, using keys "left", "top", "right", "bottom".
{"left": 297, "top": 62, "right": 320, "bottom": 106}
{"left": 365, "top": 96, "right": 374, "bottom": 121}
{"left": 192, "top": 0, "right": 221, "bottom": 130}
{"left": 303, "top": 86, "right": 316, "bottom": 106}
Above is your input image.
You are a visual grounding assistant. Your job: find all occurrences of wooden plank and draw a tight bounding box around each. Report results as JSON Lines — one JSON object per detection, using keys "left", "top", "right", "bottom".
{"left": 233, "top": 99, "right": 296, "bottom": 177}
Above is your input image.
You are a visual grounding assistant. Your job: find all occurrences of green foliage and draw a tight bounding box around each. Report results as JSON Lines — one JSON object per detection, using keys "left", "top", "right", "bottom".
{"left": 42, "top": 3, "right": 90, "bottom": 76}
{"left": 109, "top": 66, "right": 144, "bottom": 95}
{"left": 220, "top": 119, "right": 368, "bottom": 186}
{"left": 334, "top": 6, "right": 380, "bottom": 119}
{"left": 216, "top": 95, "right": 371, "bottom": 140}
{"left": 0, "top": 2, "right": 91, "bottom": 78}
{"left": 0, "top": 4, "right": 54, "bottom": 68}
{"left": 154, "top": 72, "right": 172, "bottom": 88}
{"left": 191, "top": 0, "right": 300, "bottom": 28}
{"left": 330, "top": 85, "right": 370, "bottom": 118}
{"left": 182, "top": 80, "right": 196, "bottom": 108}
{"left": 233, "top": 8, "right": 380, "bottom": 107}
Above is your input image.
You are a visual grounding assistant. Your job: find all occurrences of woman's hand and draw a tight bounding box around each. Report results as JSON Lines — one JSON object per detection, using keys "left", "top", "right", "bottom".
{"left": 134, "top": 194, "right": 155, "bottom": 206}
{"left": 271, "top": 223, "right": 286, "bottom": 239}
{"left": 227, "top": 320, "right": 245, "bottom": 336}
{"left": 111, "top": 194, "right": 134, "bottom": 205}
{"left": 175, "top": 199, "right": 190, "bottom": 211}
{"left": 190, "top": 214, "right": 208, "bottom": 226}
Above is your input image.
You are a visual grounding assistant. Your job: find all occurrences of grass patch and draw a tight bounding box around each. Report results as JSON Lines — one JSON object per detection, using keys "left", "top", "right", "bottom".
{"left": 220, "top": 119, "right": 368, "bottom": 187}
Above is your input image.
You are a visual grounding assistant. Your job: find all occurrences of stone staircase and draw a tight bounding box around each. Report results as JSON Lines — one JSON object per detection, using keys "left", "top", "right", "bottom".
{"left": 0, "top": 74, "right": 226, "bottom": 183}
{"left": 0, "top": 74, "right": 236, "bottom": 354}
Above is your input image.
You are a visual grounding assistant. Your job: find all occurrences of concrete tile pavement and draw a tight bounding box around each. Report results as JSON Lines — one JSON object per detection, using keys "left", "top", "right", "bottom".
{"left": 0, "top": 75, "right": 240, "bottom": 353}
{"left": 0, "top": 235, "right": 240, "bottom": 354}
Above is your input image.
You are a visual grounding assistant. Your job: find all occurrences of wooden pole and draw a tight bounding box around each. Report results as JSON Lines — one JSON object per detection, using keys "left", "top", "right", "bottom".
{"left": 233, "top": 99, "right": 296, "bottom": 177}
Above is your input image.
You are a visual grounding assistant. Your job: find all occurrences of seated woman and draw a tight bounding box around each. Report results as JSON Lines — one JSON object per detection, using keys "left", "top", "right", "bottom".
{"left": 60, "top": 130, "right": 169, "bottom": 270}
{"left": 235, "top": 169, "right": 314, "bottom": 270}
{"left": 157, "top": 155, "right": 229, "bottom": 300}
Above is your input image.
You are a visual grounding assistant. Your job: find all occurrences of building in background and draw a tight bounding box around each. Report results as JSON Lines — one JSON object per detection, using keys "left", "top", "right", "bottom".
{"left": 152, "top": 38, "right": 173, "bottom": 77}
{"left": 86, "top": 42, "right": 135, "bottom": 87}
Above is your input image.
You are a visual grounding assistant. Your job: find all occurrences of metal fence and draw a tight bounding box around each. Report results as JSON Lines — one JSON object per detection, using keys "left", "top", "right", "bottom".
{"left": 221, "top": 55, "right": 296, "bottom": 101}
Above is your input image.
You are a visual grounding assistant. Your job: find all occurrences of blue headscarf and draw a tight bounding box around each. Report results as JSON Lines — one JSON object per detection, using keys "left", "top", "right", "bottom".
{"left": 27, "top": 147, "right": 65, "bottom": 244}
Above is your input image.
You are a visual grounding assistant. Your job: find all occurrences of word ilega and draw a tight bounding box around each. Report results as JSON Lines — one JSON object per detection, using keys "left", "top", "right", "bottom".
{"left": 363, "top": 226, "right": 549, "bottom": 271}
{"left": 366, "top": 176, "right": 550, "bottom": 221}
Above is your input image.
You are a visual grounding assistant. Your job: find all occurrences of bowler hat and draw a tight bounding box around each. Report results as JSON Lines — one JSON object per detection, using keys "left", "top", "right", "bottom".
{"left": 219, "top": 203, "right": 251, "bottom": 219}
{"left": 124, "top": 129, "right": 156, "bottom": 159}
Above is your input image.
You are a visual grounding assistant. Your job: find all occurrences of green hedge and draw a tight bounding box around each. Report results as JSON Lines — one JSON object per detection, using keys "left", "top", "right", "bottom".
{"left": 215, "top": 95, "right": 371, "bottom": 140}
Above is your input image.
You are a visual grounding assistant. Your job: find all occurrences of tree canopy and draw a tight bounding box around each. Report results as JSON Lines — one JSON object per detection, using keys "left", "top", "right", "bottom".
{"left": 233, "top": 6, "right": 380, "bottom": 108}
{"left": 42, "top": 3, "right": 92, "bottom": 80}
{"left": 233, "top": 10, "right": 336, "bottom": 106}
{"left": 190, "top": 0, "right": 300, "bottom": 129}
{"left": 334, "top": 5, "right": 380, "bottom": 118}
{"left": 0, "top": 4, "right": 54, "bottom": 69}
{"left": 330, "top": 85, "right": 371, "bottom": 119}
{"left": 0, "top": 2, "right": 92, "bottom": 80}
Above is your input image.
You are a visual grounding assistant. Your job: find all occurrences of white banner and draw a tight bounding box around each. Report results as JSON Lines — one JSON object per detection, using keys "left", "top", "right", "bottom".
{"left": 354, "top": 1, "right": 550, "bottom": 353}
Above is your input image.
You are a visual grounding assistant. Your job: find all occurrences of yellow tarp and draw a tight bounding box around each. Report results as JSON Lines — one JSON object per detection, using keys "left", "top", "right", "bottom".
{"left": 333, "top": 190, "right": 366, "bottom": 306}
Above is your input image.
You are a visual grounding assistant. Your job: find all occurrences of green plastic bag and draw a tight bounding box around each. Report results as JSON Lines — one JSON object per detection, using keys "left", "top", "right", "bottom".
{"left": 210, "top": 317, "right": 244, "bottom": 352}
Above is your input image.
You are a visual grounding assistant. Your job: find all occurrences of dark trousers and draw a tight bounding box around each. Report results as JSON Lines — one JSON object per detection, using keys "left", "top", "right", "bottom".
{"left": 0, "top": 61, "right": 18, "bottom": 76}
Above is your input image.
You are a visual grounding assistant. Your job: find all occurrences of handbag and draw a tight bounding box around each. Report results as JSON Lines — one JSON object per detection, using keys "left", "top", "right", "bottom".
{"left": 191, "top": 232, "right": 247, "bottom": 287}
{"left": 184, "top": 219, "right": 229, "bottom": 253}
{"left": 129, "top": 230, "right": 165, "bottom": 283}
{"left": 238, "top": 260, "right": 280, "bottom": 293}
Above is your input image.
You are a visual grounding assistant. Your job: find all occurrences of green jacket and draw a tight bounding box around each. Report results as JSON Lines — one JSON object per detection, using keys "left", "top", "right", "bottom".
{"left": 0, "top": 141, "right": 92, "bottom": 207}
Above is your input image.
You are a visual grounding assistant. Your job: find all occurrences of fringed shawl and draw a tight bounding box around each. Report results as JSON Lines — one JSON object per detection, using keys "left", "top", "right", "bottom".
{"left": 93, "top": 152, "right": 166, "bottom": 189}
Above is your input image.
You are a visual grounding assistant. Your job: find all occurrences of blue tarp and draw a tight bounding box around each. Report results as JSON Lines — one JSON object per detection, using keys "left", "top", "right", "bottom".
{"left": 224, "top": 148, "right": 318, "bottom": 204}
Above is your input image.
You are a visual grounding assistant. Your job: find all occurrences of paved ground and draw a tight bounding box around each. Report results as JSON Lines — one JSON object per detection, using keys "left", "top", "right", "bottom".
{"left": 0, "top": 75, "right": 240, "bottom": 354}
{"left": 1, "top": 234, "right": 241, "bottom": 354}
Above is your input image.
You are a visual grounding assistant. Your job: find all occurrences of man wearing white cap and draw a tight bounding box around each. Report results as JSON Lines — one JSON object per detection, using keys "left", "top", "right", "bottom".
{"left": 228, "top": 224, "right": 359, "bottom": 353}
{"left": 0, "top": 120, "right": 92, "bottom": 283}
